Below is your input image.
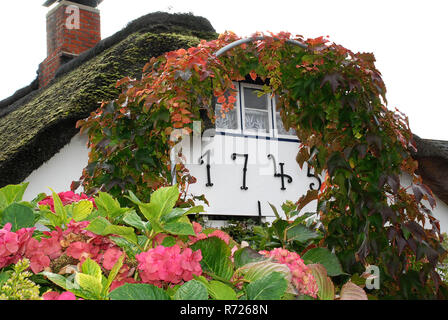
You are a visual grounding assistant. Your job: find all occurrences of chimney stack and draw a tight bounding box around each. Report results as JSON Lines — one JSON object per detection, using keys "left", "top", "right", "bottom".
{"left": 38, "top": 0, "right": 102, "bottom": 87}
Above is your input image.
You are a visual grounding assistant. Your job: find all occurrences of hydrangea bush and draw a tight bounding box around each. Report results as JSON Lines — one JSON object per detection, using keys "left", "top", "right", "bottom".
{"left": 0, "top": 182, "right": 362, "bottom": 300}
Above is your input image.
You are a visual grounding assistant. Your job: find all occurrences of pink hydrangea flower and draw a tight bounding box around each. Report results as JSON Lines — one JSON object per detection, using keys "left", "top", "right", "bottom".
{"left": 65, "top": 220, "right": 96, "bottom": 237}
{"left": 29, "top": 254, "right": 51, "bottom": 274}
{"left": 22, "top": 228, "right": 63, "bottom": 273}
{"left": 102, "top": 247, "right": 125, "bottom": 270}
{"left": 43, "top": 291, "right": 78, "bottom": 300}
{"left": 0, "top": 223, "right": 35, "bottom": 269}
{"left": 110, "top": 277, "right": 138, "bottom": 292}
{"left": 192, "top": 222, "right": 202, "bottom": 234}
{"left": 207, "top": 230, "right": 230, "bottom": 244}
{"left": 189, "top": 225, "right": 231, "bottom": 245}
{"left": 38, "top": 191, "right": 96, "bottom": 213}
{"left": 2, "top": 231, "right": 19, "bottom": 254}
{"left": 259, "top": 248, "right": 318, "bottom": 298}
{"left": 0, "top": 215, "right": 129, "bottom": 275}
{"left": 65, "top": 241, "right": 99, "bottom": 262}
{"left": 136, "top": 245, "right": 202, "bottom": 286}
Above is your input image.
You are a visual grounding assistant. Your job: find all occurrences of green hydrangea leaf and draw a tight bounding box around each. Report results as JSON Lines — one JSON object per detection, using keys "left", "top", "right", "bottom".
{"left": 174, "top": 280, "right": 208, "bottom": 300}
{"left": 191, "top": 237, "right": 234, "bottom": 281}
{"left": 1, "top": 203, "right": 35, "bottom": 231}
{"left": 109, "top": 283, "right": 170, "bottom": 300}
{"left": 163, "top": 220, "right": 195, "bottom": 236}
{"left": 81, "top": 258, "right": 102, "bottom": 281}
{"left": 233, "top": 247, "right": 267, "bottom": 269}
{"left": 246, "top": 272, "right": 287, "bottom": 300}
{"left": 0, "top": 182, "right": 29, "bottom": 212}
{"left": 207, "top": 280, "right": 237, "bottom": 300}
{"left": 75, "top": 273, "right": 103, "bottom": 298}
{"left": 308, "top": 263, "right": 335, "bottom": 300}
{"left": 72, "top": 200, "right": 93, "bottom": 222}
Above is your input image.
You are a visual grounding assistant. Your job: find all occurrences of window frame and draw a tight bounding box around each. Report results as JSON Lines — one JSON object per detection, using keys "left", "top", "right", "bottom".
{"left": 214, "top": 81, "right": 242, "bottom": 135}
{"left": 240, "top": 82, "right": 273, "bottom": 138}
{"left": 214, "top": 81, "right": 298, "bottom": 141}
{"left": 271, "top": 96, "right": 298, "bottom": 140}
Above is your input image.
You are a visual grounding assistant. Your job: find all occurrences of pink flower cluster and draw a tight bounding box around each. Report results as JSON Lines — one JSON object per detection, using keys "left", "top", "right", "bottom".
{"left": 38, "top": 191, "right": 96, "bottom": 213}
{"left": 136, "top": 245, "right": 202, "bottom": 286}
{"left": 25, "top": 220, "right": 101, "bottom": 273}
{"left": 43, "top": 291, "right": 79, "bottom": 300}
{"left": 0, "top": 220, "right": 128, "bottom": 277}
{"left": 61, "top": 221, "right": 129, "bottom": 274}
{"left": 26, "top": 228, "right": 62, "bottom": 273}
{"left": 0, "top": 223, "right": 35, "bottom": 269}
{"left": 189, "top": 222, "right": 231, "bottom": 245}
{"left": 259, "top": 248, "right": 318, "bottom": 298}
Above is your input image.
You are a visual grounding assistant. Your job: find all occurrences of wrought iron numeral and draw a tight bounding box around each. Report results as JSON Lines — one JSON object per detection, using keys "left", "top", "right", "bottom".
{"left": 307, "top": 164, "right": 322, "bottom": 191}
{"left": 199, "top": 150, "right": 213, "bottom": 187}
{"left": 257, "top": 200, "right": 263, "bottom": 224}
{"left": 267, "top": 154, "right": 293, "bottom": 190}
{"left": 231, "top": 153, "right": 249, "bottom": 190}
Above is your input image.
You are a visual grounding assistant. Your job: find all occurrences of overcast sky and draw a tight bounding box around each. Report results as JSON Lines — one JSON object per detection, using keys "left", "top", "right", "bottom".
{"left": 0, "top": 0, "right": 447, "bottom": 140}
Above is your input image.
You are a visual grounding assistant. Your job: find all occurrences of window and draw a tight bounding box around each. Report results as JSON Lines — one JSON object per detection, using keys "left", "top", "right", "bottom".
{"left": 215, "top": 82, "right": 297, "bottom": 140}
{"left": 241, "top": 83, "right": 272, "bottom": 136}
{"left": 214, "top": 82, "right": 241, "bottom": 133}
{"left": 273, "top": 95, "right": 296, "bottom": 138}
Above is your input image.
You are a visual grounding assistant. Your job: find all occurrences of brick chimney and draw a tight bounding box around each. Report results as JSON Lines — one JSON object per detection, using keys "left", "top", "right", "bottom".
{"left": 38, "top": 0, "right": 102, "bottom": 88}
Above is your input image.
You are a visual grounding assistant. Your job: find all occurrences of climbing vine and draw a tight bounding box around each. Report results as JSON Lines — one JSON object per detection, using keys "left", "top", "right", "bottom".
{"left": 76, "top": 31, "right": 447, "bottom": 298}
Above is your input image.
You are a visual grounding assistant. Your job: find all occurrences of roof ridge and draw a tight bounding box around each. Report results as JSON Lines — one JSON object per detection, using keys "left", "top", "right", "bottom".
{"left": 413, "top": 135, "right": 448, "bottom": 160}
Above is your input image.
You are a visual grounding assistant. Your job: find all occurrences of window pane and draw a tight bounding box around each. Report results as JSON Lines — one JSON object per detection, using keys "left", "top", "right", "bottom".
{"left": 276, "top": 112, "right": 295, "bottom": 136}
{"left": 245, "top": 109, "right": 270, "bottom": 132}
{"left": 215, "top": 104, "right": 238, "bottom": 130}
{"left": 243, "top": 88, "right": 268, "bottom": 110}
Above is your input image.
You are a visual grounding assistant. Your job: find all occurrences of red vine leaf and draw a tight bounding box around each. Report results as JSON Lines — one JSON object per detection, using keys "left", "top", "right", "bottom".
{"left": 249, "top": 71, "right": 257, "bottom": 81}
{"left": 320, "top": 73, "right": 344, "bottom": 93}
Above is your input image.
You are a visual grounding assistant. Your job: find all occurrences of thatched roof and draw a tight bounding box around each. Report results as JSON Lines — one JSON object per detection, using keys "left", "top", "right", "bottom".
{"left": 0, "top": 12, "right": 217, "bottom": 187}
{"left": 412, "top": 135, "right": 448, "bottom": 205}
{"left": 43, "top": 0, "right": 103, "bottom": 7}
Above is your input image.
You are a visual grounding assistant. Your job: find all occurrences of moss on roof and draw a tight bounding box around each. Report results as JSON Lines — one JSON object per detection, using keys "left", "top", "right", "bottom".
{"left": 0, "top": 12, "right": 217, "bottom": 187}
{"left": 413, "top": 135, "right": 448, "bottom": 162}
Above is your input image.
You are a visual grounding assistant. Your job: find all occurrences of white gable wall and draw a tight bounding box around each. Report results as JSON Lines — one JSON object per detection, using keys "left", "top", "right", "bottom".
{"left": 22, "top": 133, "right": 89, "bottom": 201}
{"left": 432, "top": 196, "right": 448, "bottom": 234}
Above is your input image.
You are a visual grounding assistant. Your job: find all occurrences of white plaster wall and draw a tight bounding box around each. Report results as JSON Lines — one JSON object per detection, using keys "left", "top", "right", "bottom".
{"left": 399, "top": 173, "right": 448, "bottom": 234}
{"left": 182, "top": 134, "right": 320, "bottom": 219}
{"left": 22, "top": 133, "right": 89, "bottom": 201}
{"left": 431, "top": 196, "right": 448, "bottom": 234}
